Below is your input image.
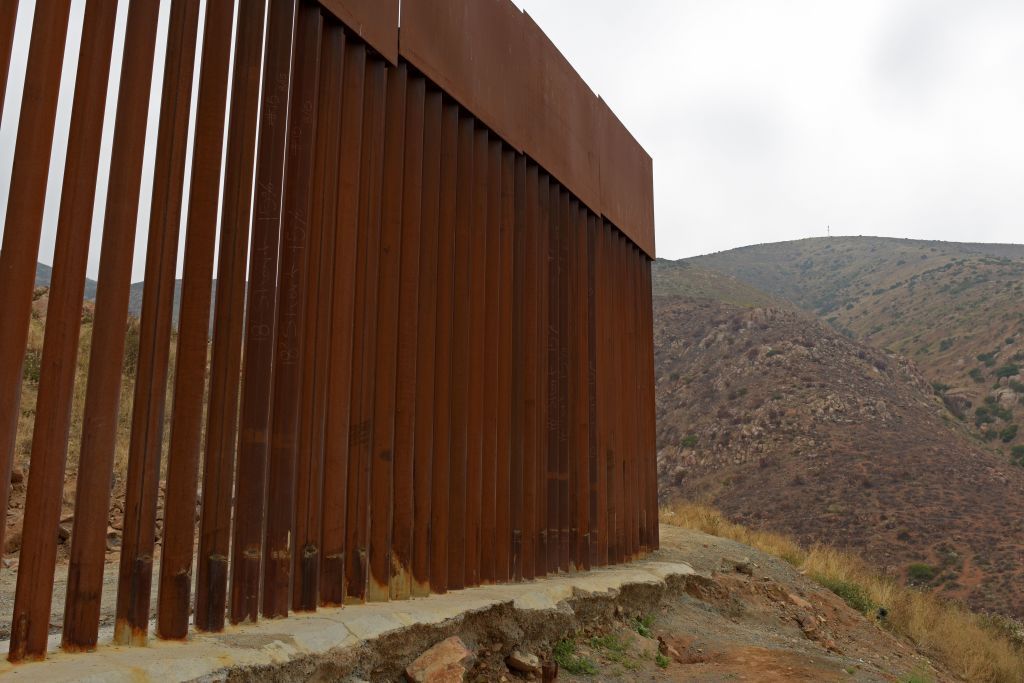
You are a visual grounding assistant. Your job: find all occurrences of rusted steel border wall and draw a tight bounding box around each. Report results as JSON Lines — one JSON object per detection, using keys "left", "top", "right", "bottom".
{"left": 0, "top": 0, "right": 657, "bottom": 662}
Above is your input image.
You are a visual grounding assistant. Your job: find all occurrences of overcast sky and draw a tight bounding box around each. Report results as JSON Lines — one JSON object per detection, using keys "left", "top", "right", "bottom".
{"left": 1, "top": 0, "right": 1022, "bottom": 277}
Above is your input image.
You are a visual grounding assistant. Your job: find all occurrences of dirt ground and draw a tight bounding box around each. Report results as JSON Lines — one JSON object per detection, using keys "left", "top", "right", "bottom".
{"left": 543, "top": 525, "right": 949, "bottom": 683}
{"left": 0, "top": 525, "right": 951, "bottom": 682}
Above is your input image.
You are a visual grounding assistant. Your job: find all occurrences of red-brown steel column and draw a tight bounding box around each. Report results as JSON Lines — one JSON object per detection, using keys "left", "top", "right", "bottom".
{"left": 0, "top": 0, "right": 72, "bottom": 569}
{"left": 293, "top": 15, "right": 345, "bottom": 614}
{"left": 557, "top": 191, "right": 571, "bottom": 573}
{"left": 368, "top": 61, "right": 407, "bottom": 603}
{"left": 572, "top": 205, "right": 591, "bottom": 571}
{"left": 411, "top": 88, "right": 442, "bottom": 598}
{"left": 62, "top": 0, "right": 162, "bottom": 651}
{"left": 195, "top": 0, "right": 267, "bottom": 633}
{"left": 645, "top": 258, "right": 660, "bottom": 550}
{"left": 465, "top": 125, "right": 489, "bottom": 588}
{"left": 495, "top": 146, "right": 516, "bottom": 585}
{"left": 545, "top": 180, "right": 560, "bottom": 576}
{"left": 429, "top": 100, "right": 460, "bottom": 594}
{"left": 115, "top": 0, "right": 202, "bottom": 647}
{"left": 611, "top": 230, "right": 627, "bottom": 565}
{"left": 156, "top": 0, "right": 235, "bottom": 640}
{"left": 447, "top": 113, "right": 474, "bottom": 591}
{"left": 625, "top": 241, "right": 640, "bottom": 560}
{"left": 230, "top": 0, "right": 296, "bottom": 625}
{"left": 7, "top": 0, "right": 114, "bottom": 662}
{"left": 586, "top": 213, "right": 599, "bottom": 570}
{"left": 510, "top": 155, "right": 529, "bottom": 582}
{"left": 0, "top": 0, "right": 18, "bottom": 126}
{"left": 535, "top": 173, "right": 551, "bottom": 579}
{"left": 480, "top": 137, "right": 502, "bottom": 584}
{"left": 528, "top": 162, "right": 544, "bottom": 581}
{"left": 320, "top": 39, "right": 365, "bottom": 608}
{"left": 262, "top": 0, "right": 322, "bottom": 619}
{"left": 392, "top": 74, "right": 426, "bottom": 601}
{"left": 344, "top": 54, "right": 387, "bottom": 604}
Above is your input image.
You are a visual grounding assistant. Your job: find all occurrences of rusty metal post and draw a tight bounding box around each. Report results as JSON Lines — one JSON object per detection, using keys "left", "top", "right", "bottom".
{"left": 61, "top": 0, "right": 162, "bottom": 651}
{"left": 292, "top": 15, "right": 344, "bottom": 615}
{"left": 510, "top": 154, "right": 528, "bottom": 582}
{"left": 480, "top": 136, "right": 502, "bottom": 585}
{"left": 262, "top": 0, "right": 322, "bottom": 620}
{"left": 411, "top": 88, "right": 443, "bottom": 598}
{"left": 494, "top": 146, "right": 516, "bottom": 585}
{"left": 446, "top": 112, "right": 474, "bottom": 591}
{"left": 0, "top": 0, "right": 19, "bottom": 126}
{"left": 368, "top": 61, "right": 407, "bottom": 603}
{"left": 571, "top": 203, "right": 591, "bottom": 571}
{"left": 585, "top": 213, "right": 599, "bottom": 570}
{"left": 0, "top": 0, "right": 73, "bottom": 575}
{"left": 115, "top": 0, "right": 202, "bottom": 647}
{"left": 230, "top": 0, "right": 296, "bottom": 626}
{"left": 344, "top": 54, "right": 387, "bottom": 605}
{"left": 156, "top": 0, "right": 235, "bottom": 640}
{"left": 465, "top": 125, "right": 489, "bottom": 588}
{"left": 391, "top": 74, "right": 426, "bottom": 601}
{"left": 557, "top": 190, "right": 571, "bottom": 573}
{"left": 544, "top": 179, "right": 559, "bottom": 576}
{"left": 535, "top": 172, "right": 551, "bottom": 580}
{"left": 320, "top": 38, "right": 366, "bottom": 608}
{"left": 7, "top": 0, "right": 112, "bottom": 662}
{"left": 521, "top": 162, "right": 540, "bottom": 581}
{"left": 194, "top": 0, "right": 267, "bottom": 633}
{"left": 429, "top": 100, "right": 460, "bottom": 595}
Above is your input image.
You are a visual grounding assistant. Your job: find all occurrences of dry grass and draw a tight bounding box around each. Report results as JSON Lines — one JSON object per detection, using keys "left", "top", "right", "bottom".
{"left": 662, "top": 501, "right": 1024, "bottom": 683}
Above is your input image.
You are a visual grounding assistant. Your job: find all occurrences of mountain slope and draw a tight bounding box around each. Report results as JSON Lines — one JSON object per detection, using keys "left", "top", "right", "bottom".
{"left": 684, "top": 237, "right": 1024, "bottom": 459}
{"left": 653, "top": 291, "right": 1024, "bottom": 618}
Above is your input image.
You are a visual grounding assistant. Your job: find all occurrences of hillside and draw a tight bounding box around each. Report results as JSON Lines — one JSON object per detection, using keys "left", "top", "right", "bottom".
{"left": 652, "top": 289, "right": 1024, "bottom": 618}
{"left": 684, "top": 237, "right": 1024, "bottom": 461}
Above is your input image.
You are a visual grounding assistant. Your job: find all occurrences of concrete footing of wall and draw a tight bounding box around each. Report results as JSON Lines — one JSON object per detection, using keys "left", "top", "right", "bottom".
{"left": 0, "top": 560, "right": 694, "bottom": 682}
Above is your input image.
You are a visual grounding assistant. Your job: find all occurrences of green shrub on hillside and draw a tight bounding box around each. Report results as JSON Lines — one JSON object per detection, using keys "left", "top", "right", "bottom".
{"left": 680, "top": 434, "right": 698, "bottom": 448}
{"left": 1012, "top": 445, "right": 1024, "bottom": 466}
{"left": 939, "top": 338, "right": 955, "bottom": 352}
{"left": 969, "top": 368, "right": 985, "bottom": 383}
{"left": 995, "top": 364, "right": 1020, "bottom": 378}
{"left": 1001, "top": 425, "right": 1019, "bottom": 443}
{"left": 977, "top": 352, "right": 997, "bottom": 367}
{"left": 907, "top": 563, "right": 937, "bottom": 585}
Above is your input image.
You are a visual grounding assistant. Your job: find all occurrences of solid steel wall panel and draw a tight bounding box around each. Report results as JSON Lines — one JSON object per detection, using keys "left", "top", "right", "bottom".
{"left": 598, "top": 99, "right": 656, "bottom": 257}
{"left": 318, "top": 0, "right": 398, "bottom": 65}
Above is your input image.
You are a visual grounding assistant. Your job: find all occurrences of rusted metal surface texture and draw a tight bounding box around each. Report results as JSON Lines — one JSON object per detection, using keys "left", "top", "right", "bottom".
{"left": 195, "top": 0, "right": 267, "bottom": 633}
{"left": 0, "top": 0, "right": 19, "bottom": 126}
{"left": 157, "top": 0, "right": 235, "bottom": 640}
{"left": 1, "top": 0, "right": 657, "bottom": 661}
{"left": 230, "top": 0, "right": 296, "bottom": 626}
{"left": 62, "top": 0, "right": 163, "bottom": 651}
{"left": 6, "top": 0, "right": 107, "bottom": 662}
{"left": 319, "top": 0, "right": 397, "bottom": 65}
{"left": 262, "top": 0, "right": 322, "bottom": 620}
{"left": 114, "top": 0, "right": 202, "bottom": 646}
{"left": 0, "top": 2, "right": 74, "bottom": 590}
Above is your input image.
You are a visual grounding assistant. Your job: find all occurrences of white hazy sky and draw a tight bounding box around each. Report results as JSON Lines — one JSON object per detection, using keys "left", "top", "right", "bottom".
{"left": 1, "top": 0, "right": 1022, "bottom": 276}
